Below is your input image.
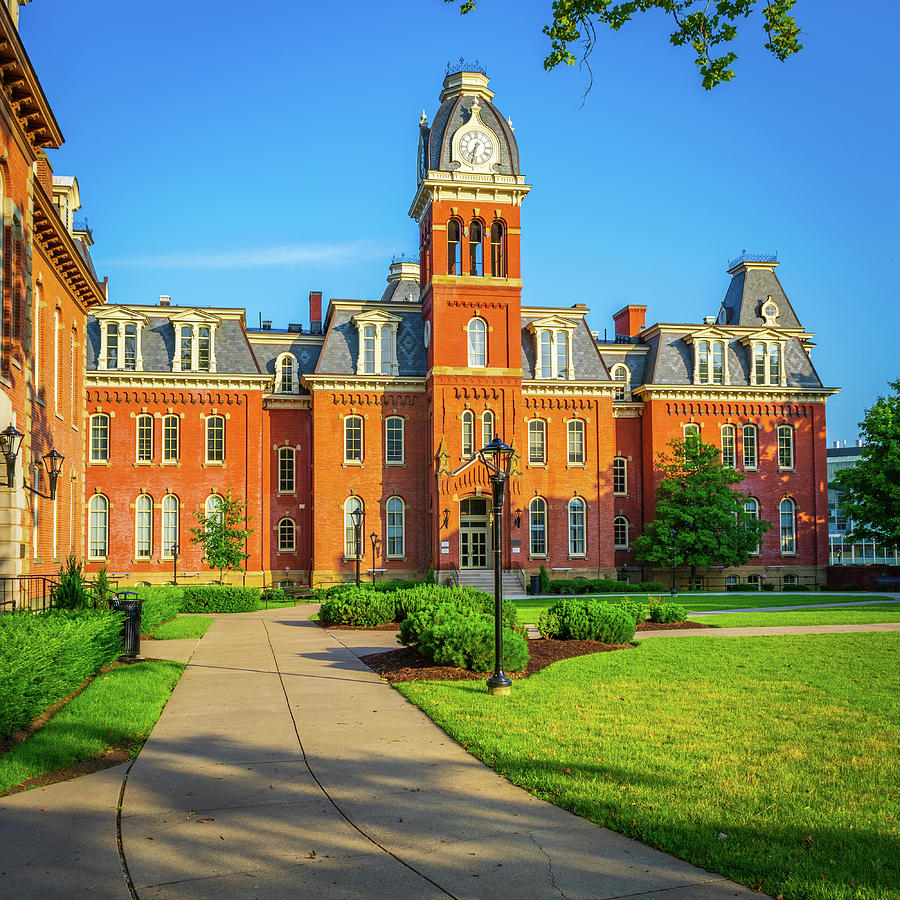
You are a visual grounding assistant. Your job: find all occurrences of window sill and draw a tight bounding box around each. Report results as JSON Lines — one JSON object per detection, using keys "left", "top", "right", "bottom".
{"left": 203, "top": 462, "right": 226, "bottom": 468}
{"left": 568, "top": 555, "right": 587, "bottom": 560}
{"left": 276, "top": 549, "right": 297, "bottom": 555}
{"left": 529, "top": 554, "right": 548, "bottom": 560}
{"left": 89, "top": 460, "right": 111, "bottom": 466}
{"left": 134, "top": 461, "right": 153, "bottom": 467}
{"left": 744, "top": 467, "right": 758, "bottom": 473}
{"left": 160, "top": 461, "right": 180, "bottom": 466}
{"left": 385, "top": 461, "right": 405, "bottom": 467}
{"left": 780, "top": 552, "right": 797, "bottom": 558}
{"left": 527, "top": 462, "right": 547, "bottom": 469}
{"left": 342, "top": 461, "right": 363, "bottom": 467}
{"left": 277, "top": 491, "right": 297, "bottom": 497}
{"left": 613, "top": 491, "right": 627, "bottom": 498}
{"left": 779, "top": 467, "right": 795, "bottom": 473}
{"left": 567, "top": 462, "right": 585, "bottom": 468}
{"left": 88, "top": 556, "right": 108, "bottom": 562}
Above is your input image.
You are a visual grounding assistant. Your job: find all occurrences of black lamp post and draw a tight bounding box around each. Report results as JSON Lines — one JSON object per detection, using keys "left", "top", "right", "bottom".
{"left": 478, "top": 435, "right": 515, "bottom": 697}
{"left": 369, "top": 531, "right": 379, "bottom": 584}
{"left": 172, "top": 544, "right": 179, "bottom": 586}
{"left": 669, "top": 525, "right": 678, "bottom": 597}
{"left": 0, "top": 425, "right": 65, "bottom": 500}
{"left": 350, "top": 503, "right": 363, "bottom": 586}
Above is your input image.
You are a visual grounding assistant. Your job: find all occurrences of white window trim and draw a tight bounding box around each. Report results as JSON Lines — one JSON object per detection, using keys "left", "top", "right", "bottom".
{"left": 780, "top": 498, "right": 797, "bottom": 556}
{"left": 88, "top": 494, "right": 109, "bottom": 559}
{"left": 613, "top": 515, "right": 629, "bottom": 550}
{"left": 777, "top": 425, "right": 795, "bottom": 470}
{"left": 481, "top": 410, "right": 494, "bottom": 449}
{"left": 613, "top": 457, "right": 627, "bottom": 495}
{"left": 352, "top": 311, "right": 401, "bottom": 376}
{"left": 529, "top": 497, "right": 547, "bottom": 557}
{"left": 461, "top": 410, "right": 475, "bottom": 458}
{"left": 720, "top": 423, "right": 737, "bottom": 468}
{"left": 278, "top": 517, "right": 296, "bottom": 553}
{"left": 567, "top": 419, "right": 585, "bottom": 466}
{"left": 740, "top": 335, "right": 787, "bottom": 387}
{"left": 742, "top": 424, "right": 758, "bottom": 471}
{"left": 90, "top": 414, "right": 110, "bottom": 463}
{"left": 467, "top": 317, "right": 487, "bottom": 368}
{"left": 274, "top": 352, "right": 300, "bottom": 393}
{"left": 135, "top": 494, "right": 153, "bottom": 559}
{"left": 278, "top": 446, "right": 296, "bottom": 493}
{"left": 385, "top": 416, "right": 405, "bottom": 465}
{"left": 136, "top": 414, "right": 154, "bottom": 463}
{"left": 161, "top": 494, "right": 179, "bottom": 559}
{"left": 344, "top": 415, "right": 364, "bottom": 464}
{"left": 527, "top": 418, "right": 546, "bottom": 466}
{"left": 162, "top": 415, "right": 180, "bottom": 463}
{"left": 205, "top": 415, "right": 225, "bottom": 464}
{"left": 567, "top": 497, "right": 587, "bottom": 557}
{"left": 385, "top": 497, "right": 405, "bottom": 559}
{"left": 169, "top": 311, "right": 220, "bottom": 373}
{"left": 611, "top": 364, "right": 630, "bottom": 400}
{"left": 344, "top": 497, "right": 364, "bottom": 558}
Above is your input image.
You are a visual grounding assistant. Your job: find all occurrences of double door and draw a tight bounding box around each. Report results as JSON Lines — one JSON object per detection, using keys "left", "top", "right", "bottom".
{"left": 460, "top": 498, "right": 490, "bottom": 569}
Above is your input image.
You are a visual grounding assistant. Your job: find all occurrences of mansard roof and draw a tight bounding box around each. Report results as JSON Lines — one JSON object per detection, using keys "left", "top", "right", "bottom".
{"left": 521, "top": 315, "right": 608, "bottom": 381}
{"left": 249, "top": 337, "right": 322, "bottom": 390}
{"left": 717, "top": 258, "right": 803, "bottom": 329}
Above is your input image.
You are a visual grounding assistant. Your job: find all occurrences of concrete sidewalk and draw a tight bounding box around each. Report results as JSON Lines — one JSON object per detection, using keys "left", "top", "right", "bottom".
{"left": 2, "top": 605, "right": 765, "bottom": 899}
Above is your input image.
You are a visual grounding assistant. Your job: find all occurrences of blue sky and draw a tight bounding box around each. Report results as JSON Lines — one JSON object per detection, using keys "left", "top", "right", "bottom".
{"left": 22, "top": 0, "right": 900, "bottom": 443}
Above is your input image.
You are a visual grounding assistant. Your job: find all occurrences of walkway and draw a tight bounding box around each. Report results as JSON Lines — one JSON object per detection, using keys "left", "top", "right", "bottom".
{"left": 2, "top": 605, "right": 769, "bottom": 899}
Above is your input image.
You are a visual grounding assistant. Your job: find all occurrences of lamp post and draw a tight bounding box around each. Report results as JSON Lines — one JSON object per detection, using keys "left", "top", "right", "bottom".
{"left": 478, "top": 435, "right": 515, "bottom": 697}
{"left": 172, "top": 544, "right": 179, "bottom": 586}
{"left": 0, "top": 425, "right": 65, "bottom": 500}
{"left": 350, "top": 503, "right": 363, "bottom": 586}
{"left": 669, "top": 525, "right": 678, "bottom": 597}
{"left": 369, "top": 531, "right": 379, "bottom": 585}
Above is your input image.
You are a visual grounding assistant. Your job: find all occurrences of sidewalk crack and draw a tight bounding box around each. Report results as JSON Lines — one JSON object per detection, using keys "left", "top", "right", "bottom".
{"left": 527, "top": 829, "right": 569, "bottom": 898}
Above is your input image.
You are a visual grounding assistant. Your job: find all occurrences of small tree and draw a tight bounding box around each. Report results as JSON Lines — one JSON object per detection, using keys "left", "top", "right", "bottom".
{"left": 834, "top": 379, "right": 900, "bottom": 548}
{"left": 54, "top": 554, "right": 91, "bottom": 610}
{"left": 93, "top": 565, "right": 112, "bottom": 608}
{"left": 633, "top": 435, "right": 770, "bottom": 586}
{"left": 190, "top": 491, "right": 254, "bottom": 583}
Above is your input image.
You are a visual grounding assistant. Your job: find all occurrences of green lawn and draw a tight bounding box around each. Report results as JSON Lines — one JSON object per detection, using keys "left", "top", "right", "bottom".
{"left": 149, "top": 615, "right": 214, "bottom": 639}
{"left": 397, "top": 633, "right": 899, "bottom": 900}
{"left": 0, "top": 660, "right": 184, "bottom": 795}
{"left": 691, "top": 604, "right": 900, "bottom": 627}
{"left": 513, "top": 593, "right": 893, "bottom": 622}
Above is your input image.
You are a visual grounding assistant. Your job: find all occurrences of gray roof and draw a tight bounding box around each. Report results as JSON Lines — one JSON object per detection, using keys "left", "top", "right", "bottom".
{"left": 422, "top": 94, "right": 519, "bottom": 176}
{"left": 598, "top": 349, "right": 647, "bottom": 386}
{"left": 718, "top": 266, "right": 803, "bottom": 328}
{"left": 86, "top": 316, "right": 259, "bottom": 374}
{"left": 521, "top": 318, "right": 608, "bottom": 381}
{"left": 251, "top": 340, "right": 323, "bottom": 389}
{"left": 380, "top": 277, "right": 420, "bottom": 303}
{"left": 316, "top": 308, "right": 426, "bottom": 376}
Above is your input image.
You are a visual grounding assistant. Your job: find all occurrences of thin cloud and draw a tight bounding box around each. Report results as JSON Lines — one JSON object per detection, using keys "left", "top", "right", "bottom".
{"left": 106, "top": 239, "right": 390, "bottom": 269}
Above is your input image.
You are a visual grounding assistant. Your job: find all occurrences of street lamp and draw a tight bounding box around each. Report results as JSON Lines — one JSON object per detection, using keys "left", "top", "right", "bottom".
{"left": 669, "top": 525, "right": 678, "bottom": 597}
{"left": 172, "top": 544, "right": 179, "bottom": 586}
{"left": 369, "top": 531, "right": 379, "bottom": 585}
{"left": 349, "top": 502, "right": 364, "bottom": 586}
{"left": 478, "top": 435, "right": 515, "bottom": 697}
{"left": 0, "top": 425, "right": 65, "bottom": 500}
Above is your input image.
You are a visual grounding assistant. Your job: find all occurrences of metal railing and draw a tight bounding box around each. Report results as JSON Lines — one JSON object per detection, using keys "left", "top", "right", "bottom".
{"left": 509, "top": 561, "right": 526, "bottom": 591}
{"left": 0, "top": 575, "right": 59, "bottom": 614}
{"left": 446, "top": 561, "right": 460, "bottom": 587}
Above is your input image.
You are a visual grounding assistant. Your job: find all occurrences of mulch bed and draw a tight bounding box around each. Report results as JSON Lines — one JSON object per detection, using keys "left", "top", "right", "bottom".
{"left": 636, "top": 619, "right": 711, "bottom": 630}
{"left": 361, "top": 638, "right": 635, "bottom": 684}
{"left": 318, "top": 621, "right": 401, "bottom": 631}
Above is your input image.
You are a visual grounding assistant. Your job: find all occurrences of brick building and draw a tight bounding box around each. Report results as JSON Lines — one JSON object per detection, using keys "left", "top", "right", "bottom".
{"left": 82, "top": 67, "right": 837, "bottom": 590}
{"left": 0, "top": 0, "right": 107, "bottom": 593}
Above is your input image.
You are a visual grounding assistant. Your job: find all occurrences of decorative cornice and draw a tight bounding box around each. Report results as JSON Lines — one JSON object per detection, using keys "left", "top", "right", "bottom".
{"left": 302, "top": 375, "right": 426, "bottom": 393}
{"left": 633, "top": 385, "right": 839, "bottom": 402}
{"left": 247, "top": 332, "right": 324, "bottom": 346}
{"left": 85, "top": 372, "right": 269, "bottom": 391}
{"left": 612, "top": 404, "right": 644, "bottom": 418}
{"left": 409, "top": 174, "right": 531, "bottom": 222}
{"left": 264, "top": 394, "right": 312, "bottom": 410}
{"left": 522, "top": 381, "right": 615, "bottom": 397}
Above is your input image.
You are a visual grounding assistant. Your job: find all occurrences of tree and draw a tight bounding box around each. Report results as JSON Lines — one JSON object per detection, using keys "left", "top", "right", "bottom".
{"left": 190, "top": 491, "right": 254, "bottom": 583}
{"left": 449, "top": 1, "right": 803, "bottom": 90}
{"left": 632, "top": 435, "right": 769, "bottom": 585}
{"left": 833, "top": 379, "right": 900, "bottom": 548}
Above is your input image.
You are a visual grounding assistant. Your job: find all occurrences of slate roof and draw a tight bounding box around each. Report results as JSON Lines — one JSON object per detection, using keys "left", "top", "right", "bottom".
{"left": 250, "top": 340, "right": 323, "bottom": 388}
{"left": 521, "top": 317, "right": 608, "bottom": 381}
{"left": 315, "top": 308, "right": 427, "bottom": 377}
{"left": 380, "top": 277, "right": 420, "bottom": 303}
{"left": 718, "top": 266, "right": 803, "bottom": 328}
{"left": 598, "top": 349, "right": 647, "bottom": 386}
{"left": 86, "top": 315, "right": 260, "bottom": 374}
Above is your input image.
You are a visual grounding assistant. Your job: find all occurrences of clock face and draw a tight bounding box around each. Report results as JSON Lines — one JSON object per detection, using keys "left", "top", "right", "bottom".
{"left": 459, "top": 129, "right": 494, "bottom": 165}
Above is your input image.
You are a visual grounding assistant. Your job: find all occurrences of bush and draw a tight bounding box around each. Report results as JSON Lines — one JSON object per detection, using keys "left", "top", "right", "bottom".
{"left": 791, "top": 584, "right": 811, "bottom": 592}
{"left": 537, "top": 599, "right": 636, "bottom": 643}
{"left": 54, "top": 554, "right": 91, "bottom": 610}
{"left": 395, "top": 585, "right": 517, "bottom": 640}
{"left": 426, "top": 567, "right": 436, "bottom": 585}
{"left": 648, "top": 599, "right": 687, "bottom": 623}
{"left": 180, "top": 586, "right": 260, "bottom": 613}
{"left": 761, "top": 582, "right": 776, "bottom": 592}
{"left": 0, "top": 609, "right": 124, "bottom": 740}
{"left": 637, "top": 581, "right": 666, "bottom": 592}
{"left": 539, "top": 564, "right": 550, "bottom": 593}
{"left": 260, "top": 587, "right": 287, "bottom": 605}
{"left": 611, "top": 595, "right": 647, "bottom": 625}
{"left": 320, "top": 586, "right": 396, "bottom": 626}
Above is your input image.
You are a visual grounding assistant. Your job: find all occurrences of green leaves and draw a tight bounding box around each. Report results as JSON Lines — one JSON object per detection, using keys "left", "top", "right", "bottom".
{"left": 189, "top": 490, "right": 254, "bottom": 581}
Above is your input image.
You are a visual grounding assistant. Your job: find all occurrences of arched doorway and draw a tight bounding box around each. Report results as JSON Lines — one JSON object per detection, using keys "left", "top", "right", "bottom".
{"left": 460, "top": 497, "right": 490, "bottom": 569}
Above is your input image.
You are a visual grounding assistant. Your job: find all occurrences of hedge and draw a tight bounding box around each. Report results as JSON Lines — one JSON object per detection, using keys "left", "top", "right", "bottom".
{"left": 180, "top": 586, "right": 260, "bottom": 613}
{"left": 0, "top": 609, "right": 124, "bottom": 740}
{"left": 134, "top": 587, "right": 185, "bottom": 633}
{"left": 545, "top": 578, "right": 666, "bottom": 595}
{"left": 537, "top": 599, "right": 636, "bottom": 643}
{"left": 648, "top": 599, "right": 687, "bottom": 623}
{"left": 320, "top": 586, "right": 396, "bottom": 626}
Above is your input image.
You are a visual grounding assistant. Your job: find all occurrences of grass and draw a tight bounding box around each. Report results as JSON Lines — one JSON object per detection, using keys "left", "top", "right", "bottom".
{"left": 513, "top": 593, "right": 893, "bottom": 622}
{"left": 149, "top": 615, "right": 214, "bottom": 639}
{"left": 691, "top": 604, "right": 900, "bottom": 627}
{"left": 397, "top": 633, "right": 900, "bottom": 900}
{"left": 0, "top": 660, "right": 184, "bottom": 795}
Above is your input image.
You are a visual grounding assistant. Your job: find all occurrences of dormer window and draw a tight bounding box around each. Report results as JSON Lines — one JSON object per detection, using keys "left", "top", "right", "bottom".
{"left": 352, "top": 310, "right": 401, "bottom": 376}
{"left": 275, "top": 353, "right": 298, "bottom": 393}
{"left": 742, "top": 336, "right": 786, "bottom": 386}
{"left": 527, "top": 317, "right": 578, "bottom": 381}
{"left": 96, "top": 310, "right": 148, "bottom": 371}
{"left": 170, "top": 311, "right": 220, "bottom": 373}
{"left": 611, "top": 364, "right": 630, "bottom": 400}
{"left": 686, "top": 332, "right": 729, "bottom": 385}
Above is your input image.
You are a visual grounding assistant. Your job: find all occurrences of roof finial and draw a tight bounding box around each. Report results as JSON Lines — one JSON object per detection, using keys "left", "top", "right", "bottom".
{"left": 420, "top": 109, "right": 428, "bottom": 126}
{"left": 507, "top": 116, "right": 514, "bottom": 132}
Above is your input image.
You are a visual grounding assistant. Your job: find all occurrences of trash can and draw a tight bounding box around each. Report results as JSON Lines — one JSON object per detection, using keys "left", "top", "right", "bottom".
{"left": 530, "top": 574, "right": 542, "bottom": 595}
{"left": 112, "top": 591, "right": 143, "bottom": 659}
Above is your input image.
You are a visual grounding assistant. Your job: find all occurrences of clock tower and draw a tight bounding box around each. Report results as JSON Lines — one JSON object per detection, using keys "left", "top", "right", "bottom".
{"left": 409, "top": 64, "right": 531, "bottom": 572}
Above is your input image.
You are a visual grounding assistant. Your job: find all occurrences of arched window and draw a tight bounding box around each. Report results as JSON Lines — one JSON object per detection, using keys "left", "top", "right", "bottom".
{"left": 162, "top": 415, "right": 179, "bottom": 462}
{"left": 205, "top": 415, "right": 225, "bottom": 463}
{"left": 385, "top": 416, "right": 404, "bottom": 464}
{"left": 612, "top": 365, "right": 629, "bottom": 400}
{"left": 32, "top": 284, "right": 41, "bottom": 393}
{"left": 481, "top": 410, "right": 494, "bottom": 450}
{"left": 468, "top": 219, "right": 483, "bottom": 276}
{"left": 136, "top": 414, "right": 153, "bottom": 462}
{"left": 180, "top": 325, "right": 193, "bottom": 370}
{"left": 613, "top": 457, "right": 627, "bottom": 495}
{"left": 361, "top": 324, "right": 376, "bottom": 373}
{"left": 529, "top": 497, "right": 547, "bottom": 556}
{"left": 386, "top": 497, "right": 405, "bottom": 558}
{"left": 742, "top": 424, "right": 758, "bottom": 470}
{"left": 754, "top": 343, "right": 766, "bottom": 385}
{"left": 447, "top": 218, "right": 462, "bottom": 275}
{"left": 745, "top": 497, "right": 760, "bottom": 554}
{"left": 88, "top": 494, "right": 109, "bottom": 558}
{"left": 747, "top": 574, "right": 761, "bottom": 590}
{"left": 344, "top": 496, "right": 364, "bottom": 558}
{"left": 205, "top": 494, "right": 224, "bottom": 524}
{"left": 683, "top": 423, "right": 700, "bottom": 439}
{"left": 567, "top": 419, "right": 584, "bottom": 465}
{"left": 198, "top": 326, "right": 211, "bottom": 371}
{"left": 276, "top": 353, "right": 296, "bottom": 393}
{"left": 783, "top": 573, "right": 798, "bottom": 586}
{"left": 124, "top": 324, "right": 138, "bottom": 370}
{"left": 613, "top": 516, "right": 629, "bottom": 549}
{"left": 490, "top": 221, "right": 505, "bottom": 277}
{"left": 344, "top": 415, "right": 363, "bottom": 463}
{"left": 697, "top": 341, "right": 709, "bottom": 382}
{"left": 725, "top": 575, "right": 738, "bottom": 589}
{"left": 90, "top": 414, "right": 110, "bottom": 462}
{"left": 135, "top": 494, "right": 152, "bottom": 558}
{"left": 467, "top": 317, "right": 487, "bottom": 367}
{"left": 528, "top": 419, "right": 546, "bottom": 465}
{"left": 721, "top": 424, "right": 736, "bottom": 468}
{"left": 162, "top": 494, "right": 178, "bottom": 559}
{"left": 780, "top": 498, "right": 796, "bottom": 555}
{"left": 105, "top": 322, "right": 119, "bottom": 369}
{"left": 540, "top": 331, "right": 553, "bottom": 378}
{"left": 778, "top": 425, "right": 794, "bottom": 469}
{"left": 278, "top": 446, "right": 295, "bottom": 493}
{"left": 461, "top": 410, "right": 475, "bottom": 458}
{"left": 568, "top": 498, "right": 586, "bottom": 556}
{"left": 278, "top": 518, "right": 296, "bottom": 552}
{"left": 768, "top": 344, "right": 781, "bottom": 384}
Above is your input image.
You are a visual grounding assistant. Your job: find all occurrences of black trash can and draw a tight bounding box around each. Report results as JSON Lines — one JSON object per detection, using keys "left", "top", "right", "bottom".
{"left": 530, "top": 574, "right": 542, "bottom": 595}
{"left": 112, "top": 591, "right": 143, "bottom": 659}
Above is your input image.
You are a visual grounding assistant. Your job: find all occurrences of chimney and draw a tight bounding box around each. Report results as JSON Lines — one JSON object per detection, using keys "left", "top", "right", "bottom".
{"left": 159, "top": 295, "right": 171, "bottom": 307}
{"left": 261, "top": 320, "right": 272, "bottom": 330}
{"left": 612, "top": 304, "right": 647, "bottom": 339}
{"left": 309, "top": 291, "right": 323, "bottom": 334}
{"left": 703, "top": 316, "right": 716, "bottom": 325}
{"left": 34, "top": 153, "right": 53, "bottom": 195}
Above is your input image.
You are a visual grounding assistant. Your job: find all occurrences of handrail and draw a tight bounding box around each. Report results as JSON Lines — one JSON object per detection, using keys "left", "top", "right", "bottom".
{"left": 0, "top": 574, "right": 59, "bottom": 614}
{"left": 509, "top": 560, "right": 526, "bottom": 590}
{"left": 447, "top": 561, "right": 460, "bottom": 587}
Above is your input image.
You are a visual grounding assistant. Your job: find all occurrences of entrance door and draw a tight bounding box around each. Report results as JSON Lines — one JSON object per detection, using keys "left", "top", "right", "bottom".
{"left": 460, "top": 498, "right": 490, "bottom": 569}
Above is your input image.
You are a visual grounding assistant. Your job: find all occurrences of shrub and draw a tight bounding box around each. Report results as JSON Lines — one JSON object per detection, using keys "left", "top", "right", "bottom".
{"left": 611, "top": 595, "right": 647, "bottom": 625}
{"left": 92, "top": 566, "right": 112, "bottom": 608}
{"left": 320, "top": 586, "right": 396, "bottom": 626}
{"left": 54, "top": 554, "right": 91, "bottom": 610}
{"left": 648, "top": 598, "right": 687, "bottom": 623}
{"left": 395, "top": 585, "right": 517, "bottom": 638}
{"left": 426, "top": 567, "right": 436, "bottom": 585}
{"left": 537, "top": 599, "right": 636, "bottom": 643}
{"left": 0, "top": 609, "right": 124, "bottom": 740}
{"left": 637, "top": 581, "right": 665, "bottom": 592}
{"left": 792, "top": 584, "right": 811, "bottom": 592}
{"left": 180, "top": 586, "right": 260, "bottom": 613}
{"left": 260, "top": 587, "right": 287, "bottom": 606}
{"left": 137, "top": 594, "right": 182, "bottom": 634}
{"left": 539, "top": 564, "right": 550, "bottom": 593}
{"left": 761, "top": 582, "right": 776, "bottom": 592}
{"left": 547, "top": 577, "right": 632, "bottom": 595}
